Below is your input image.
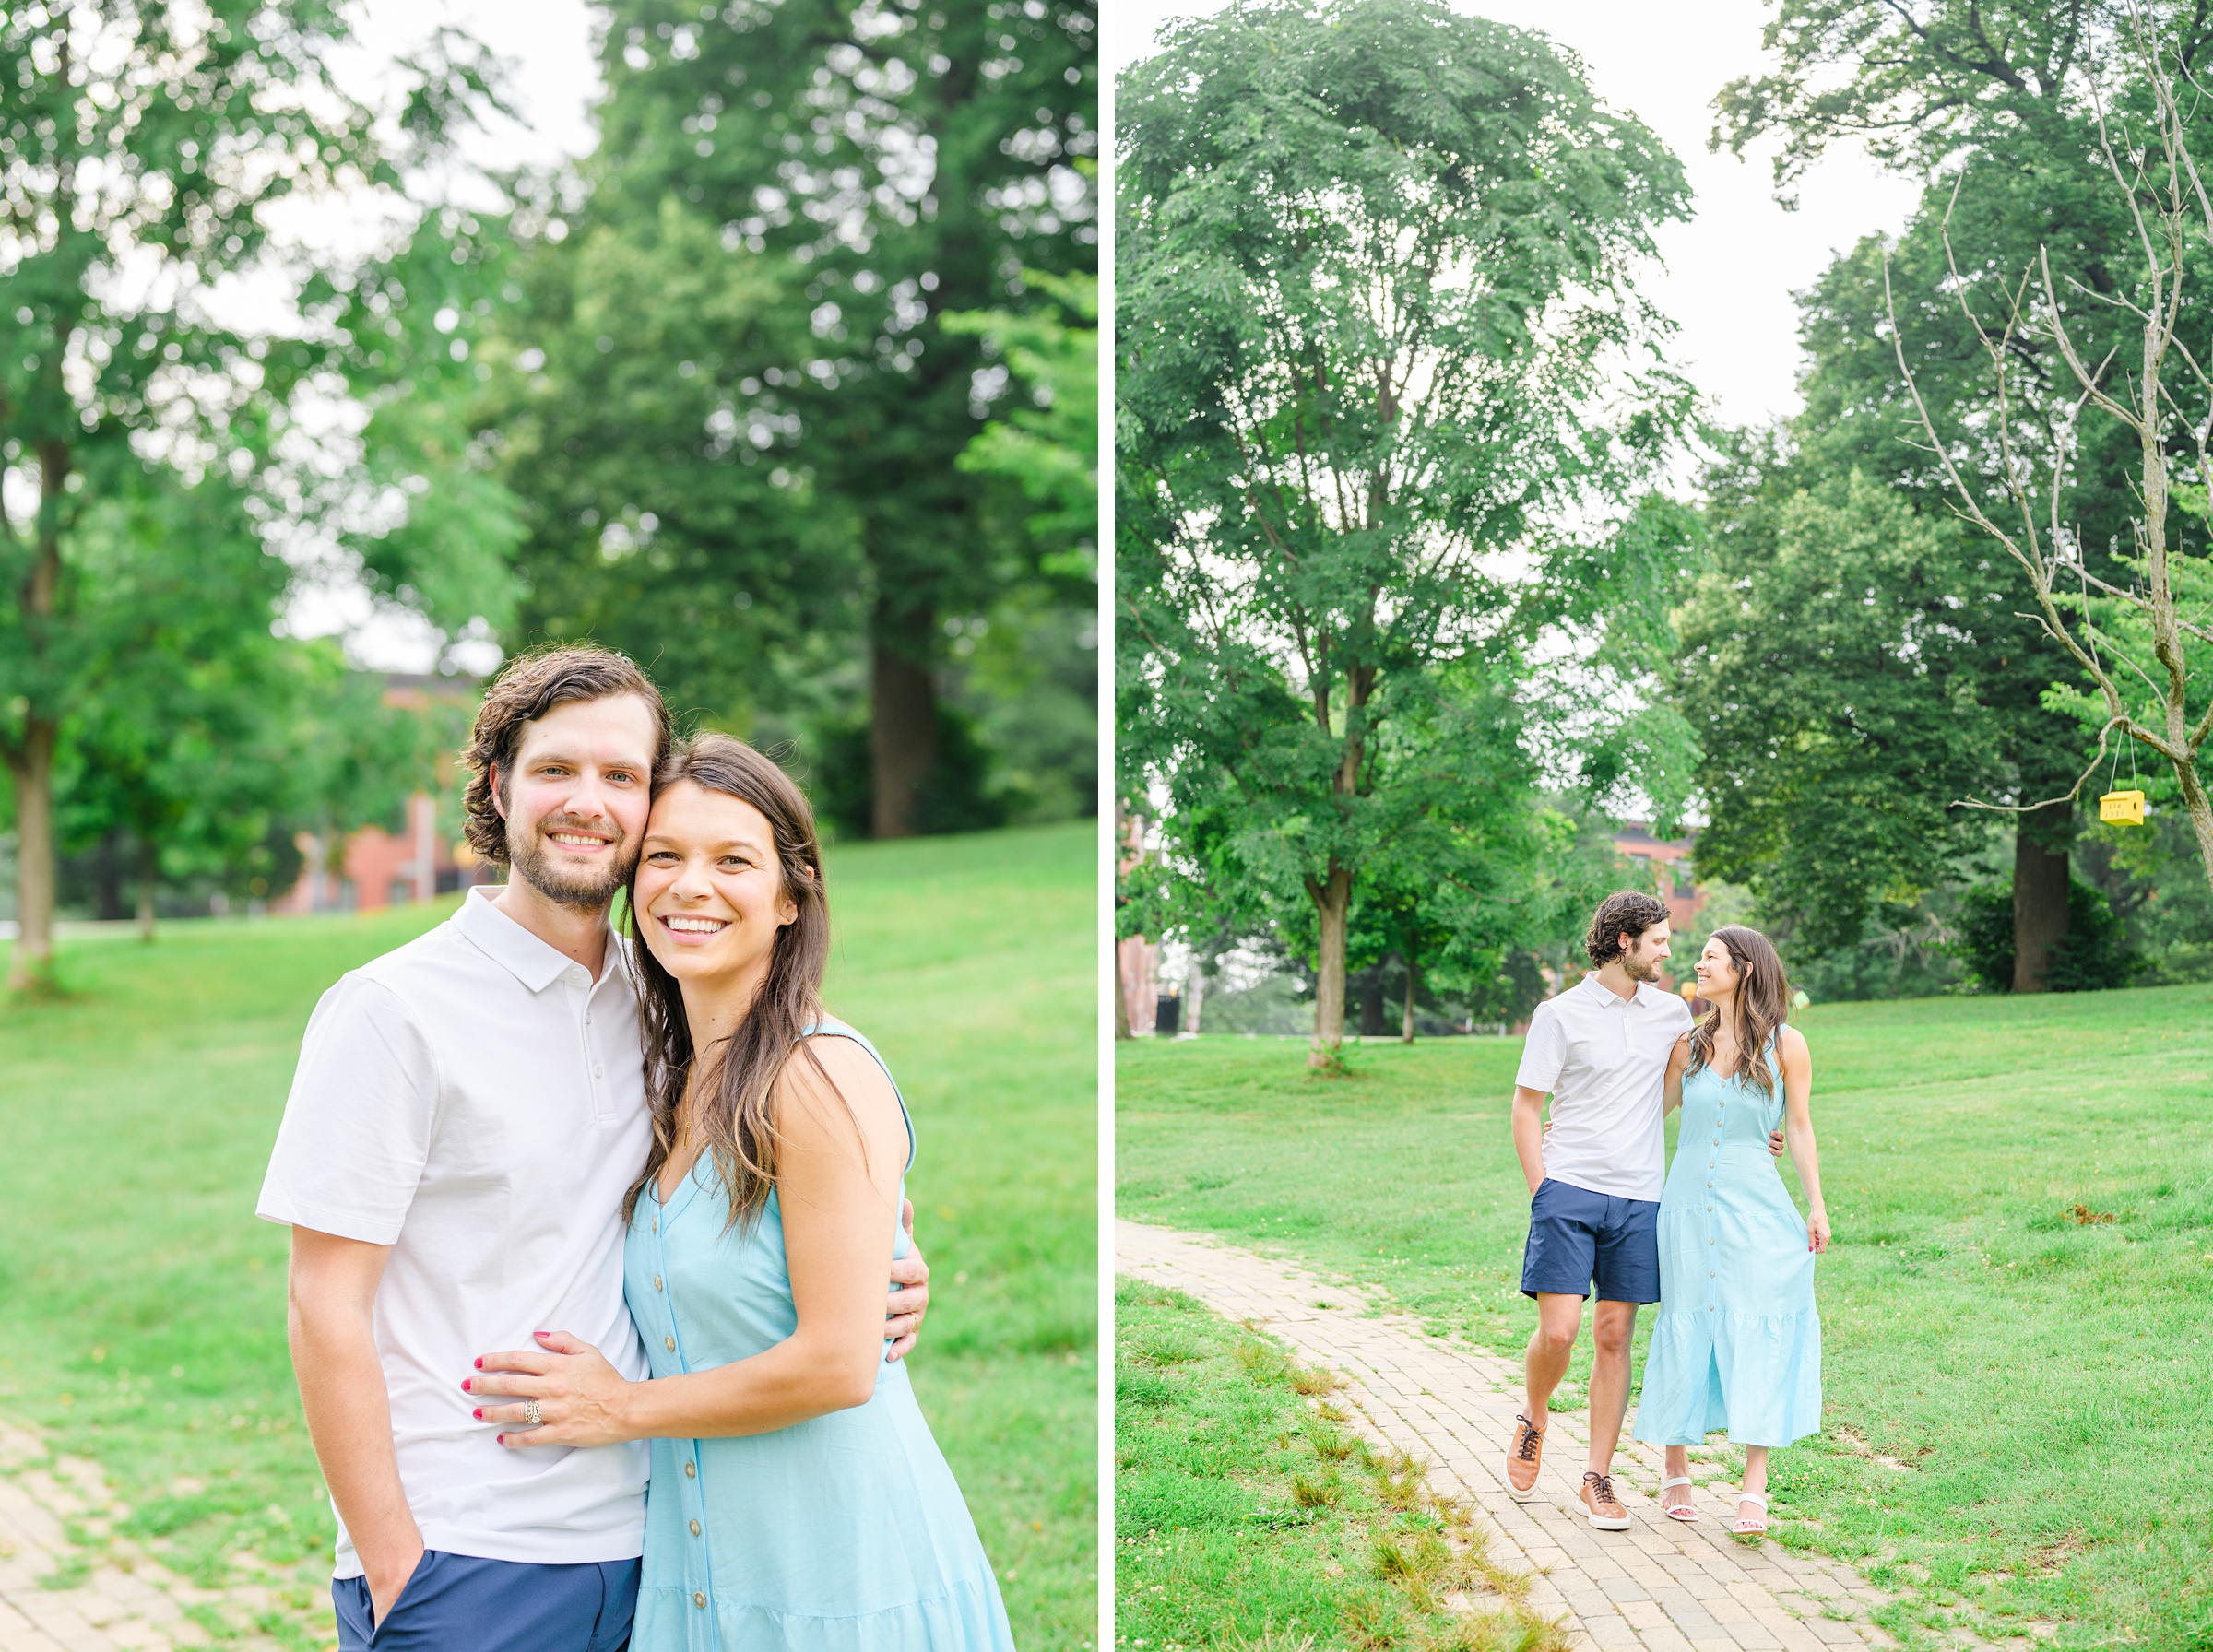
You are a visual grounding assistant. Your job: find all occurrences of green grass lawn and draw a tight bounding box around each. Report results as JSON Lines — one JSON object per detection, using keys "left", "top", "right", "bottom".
{"left": 0, "top": 821, "right": 1095, "bottom": 1649}
{"left": 1116, "top": 1279, "right": 1565, "bottom": 1652}
{"left": 1117, "top": 986, "right": 2213, "bottom": 1651}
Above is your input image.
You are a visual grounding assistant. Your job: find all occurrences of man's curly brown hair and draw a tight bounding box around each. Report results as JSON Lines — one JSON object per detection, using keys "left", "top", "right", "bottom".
{"left": 1584, "top": 889, "right": 1671, "bottom": 970}
{"left": 460, "top": 645, "right": 674, "bottom": 864}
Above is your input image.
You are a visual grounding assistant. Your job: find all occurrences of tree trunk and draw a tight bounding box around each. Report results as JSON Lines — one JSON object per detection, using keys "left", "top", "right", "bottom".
{"left": 1402, "top": 955, "right": 1417, "bottom": 1044}
{"left": 90, "top": 835, "right": 126, "bottom": 922}
{"left": 137, "top": 836, "right": 158, "bottom": 941}
{"left": 1356, "top": 973, "right": 1386, "bottom": 1038}
{"left": 1185, "top": 952, "right": 1204, "bottom": 1036}
{"left": 870, "top": 617, "right": 938, "bottom": 841}
{"left": 2012, "top": 801, "right": 2073, "bottom": 993}
{"left": 1114, "top": 938, "right": 1131, "bottom": 1040}
{"left": 1308, "top": 865, "right": 1351, "bottom": 1069}
{"left": 2177, "top": 754, "right": 2213, "bottom": 901}
{"left": 7, "top": 719, "right": 58, "bottom": 992}
{"left": 9, "top": 448, "right": 65, "bottom": 994}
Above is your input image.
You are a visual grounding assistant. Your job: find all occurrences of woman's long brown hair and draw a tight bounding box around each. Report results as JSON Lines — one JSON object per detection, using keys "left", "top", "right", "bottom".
{"left": 1686, "top": 925, "right": 1791, "bottom": 1097}
{"left": 619, "top": 733, "right": 843, "bottom": 1231}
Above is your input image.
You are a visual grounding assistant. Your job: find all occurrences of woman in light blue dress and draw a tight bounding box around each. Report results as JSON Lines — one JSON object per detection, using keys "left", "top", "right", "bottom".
{"left": 467, "top": 733, "right": 1014, "bottom": 1651}
{"left": 1635, "top": 924, "right": 1829, "bottom": 1535}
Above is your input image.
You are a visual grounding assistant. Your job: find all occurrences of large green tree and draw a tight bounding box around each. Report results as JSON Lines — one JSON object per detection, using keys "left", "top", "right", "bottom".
{"left": 1678, "top": 454, "right": 2005, "bottom": 986}
{"left": 1682, "top": 0, "right": 2208, "bottom": 989}
{"left": 500, "top": 0, "right": 1097, "bottom": 836}
{"left": 48, "top": 473, "right": 290, "bottom": 935}
{"left": 0, "top": 1, "right": 505, "bottom": 988}
{"left": 1117, "top": 0, "right": 1694, "bottom": 1066}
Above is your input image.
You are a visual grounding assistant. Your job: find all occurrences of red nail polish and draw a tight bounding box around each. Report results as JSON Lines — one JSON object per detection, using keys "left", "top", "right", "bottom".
{"left": 462, "top": 1379, "right": 471, "bottom": 1392}
{"left": 474, "top": 1408, "right": 483, "bottom": 1420}
{"left": 496, "top": 1434, "right": 504, "bottom": 1445}
{"left": 474, "top": 1358, "right": 483, "bottom": 1369}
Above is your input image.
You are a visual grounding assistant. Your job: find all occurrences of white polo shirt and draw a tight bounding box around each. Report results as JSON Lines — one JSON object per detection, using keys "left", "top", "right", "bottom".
{"left": 1514, "top": 973, "right": 1692, "bottom": 1202}
{"left": 257, "top": 887, "right": 653, "bottom": 1576}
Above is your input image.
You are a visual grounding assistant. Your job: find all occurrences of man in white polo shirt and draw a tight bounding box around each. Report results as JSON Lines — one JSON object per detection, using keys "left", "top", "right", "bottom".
{"left": 257, "top": 647, "right": 929, "bottom": 1650}
{"left": 1505, "top": 890, "right": 1686, "bottom": 1531}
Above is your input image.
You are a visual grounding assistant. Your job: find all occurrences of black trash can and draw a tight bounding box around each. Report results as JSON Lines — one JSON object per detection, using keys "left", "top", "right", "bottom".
{"left": 1154, "top": 995, "right": 1181, "bottom": 1036}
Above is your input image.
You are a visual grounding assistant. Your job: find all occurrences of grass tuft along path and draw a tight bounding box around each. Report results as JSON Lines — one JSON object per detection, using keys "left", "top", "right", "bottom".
{"left": 1118, "top": 985, "right": 2213, "bottom": 1651}
{"left": 0, "top": 821, "right": 1095, "bottom": 1649}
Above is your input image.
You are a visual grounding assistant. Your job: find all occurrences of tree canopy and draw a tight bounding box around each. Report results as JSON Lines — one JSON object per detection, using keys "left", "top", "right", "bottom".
{"left": 0, "top": 0, "right": 506, "bottom": 988}
{"left": 1117, "top": 0, "right": 1695, "bottom": 1062}
{"left": 494, "top": 0, "right": 1098, "bottom": 838}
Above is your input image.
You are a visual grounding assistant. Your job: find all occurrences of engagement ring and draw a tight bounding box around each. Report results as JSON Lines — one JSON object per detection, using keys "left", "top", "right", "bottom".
{"left": 523, "top": 1399, "right": 542, "bottom": 1427}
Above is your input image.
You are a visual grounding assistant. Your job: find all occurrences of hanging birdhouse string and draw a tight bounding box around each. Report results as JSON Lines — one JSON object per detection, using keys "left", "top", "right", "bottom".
{"left": 2100, "top": 727, "right": 2146, "bottom": 826}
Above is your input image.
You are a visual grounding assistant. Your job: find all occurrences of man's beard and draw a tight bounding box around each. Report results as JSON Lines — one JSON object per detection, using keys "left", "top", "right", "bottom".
{"left": 1623, "top": 950, "right": 1664, "bottom": 985}
{"left": 507, "top": 813, "right": 637, "bottom": 913}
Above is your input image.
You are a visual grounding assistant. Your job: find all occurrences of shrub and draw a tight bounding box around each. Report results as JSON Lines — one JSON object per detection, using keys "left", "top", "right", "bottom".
{"left": 1953, "top": 877, "right": 2138, "bottom": 992}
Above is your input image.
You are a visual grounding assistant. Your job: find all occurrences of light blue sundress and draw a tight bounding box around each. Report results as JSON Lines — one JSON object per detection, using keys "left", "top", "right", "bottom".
{"left": 1634, "top": 1042, "right": 1822, "bottom": 1448}
{"left": 622, "top": 1021, "right": 1017, "bottom": 1652}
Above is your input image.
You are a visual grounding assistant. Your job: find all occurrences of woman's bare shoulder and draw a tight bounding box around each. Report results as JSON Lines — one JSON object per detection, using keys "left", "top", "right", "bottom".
{"left": 780, "top": 1032, "right": 904, "bottom": 1149}
{"left": 1776, "top": 1023, "right": 1810, "bottom": 1061}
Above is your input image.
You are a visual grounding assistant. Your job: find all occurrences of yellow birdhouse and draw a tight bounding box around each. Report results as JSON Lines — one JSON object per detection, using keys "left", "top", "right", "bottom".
{"left": 2099, "top": 789, "right": 2147, "bottom": 825}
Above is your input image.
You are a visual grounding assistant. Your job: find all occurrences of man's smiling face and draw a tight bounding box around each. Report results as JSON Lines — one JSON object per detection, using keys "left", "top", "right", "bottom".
{"left": 494, "top": 695, "right": 661, "bottom": 913}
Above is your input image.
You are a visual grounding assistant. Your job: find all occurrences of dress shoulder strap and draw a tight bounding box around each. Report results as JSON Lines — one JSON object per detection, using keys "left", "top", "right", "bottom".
{"left": 799, "top": 1018, "right": 917, "bottom": 1174}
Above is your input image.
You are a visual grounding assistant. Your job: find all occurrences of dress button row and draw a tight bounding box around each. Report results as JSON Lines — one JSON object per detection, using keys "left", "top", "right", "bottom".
{"left": 654, "top": 1276, "right": 664, "bottom": 1291}
{"left": 664, "top": 1335, "right": 676, "bottom": 1351}
{"left": 684, "top": 1461, "right": 696, "bottom": 1479}
{"left": 691, "top": 1519, "right": 702, "bottom": 1537}
{"left": 693, "top": 1591, "right": 706, "bottom": 1609}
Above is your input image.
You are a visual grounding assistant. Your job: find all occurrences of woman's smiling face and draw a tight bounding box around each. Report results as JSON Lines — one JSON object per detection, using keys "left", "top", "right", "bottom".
{"left": 1694, "top": 937, "right": 1739, "bottom": 997}
{"left": 633, "top": 779, "right": 799, "bottom": 985}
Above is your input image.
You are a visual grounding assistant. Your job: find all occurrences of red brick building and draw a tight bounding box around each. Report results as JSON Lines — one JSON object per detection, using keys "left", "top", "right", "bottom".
{"left": 273, "top": 675, "right": 490, "bottom": 915}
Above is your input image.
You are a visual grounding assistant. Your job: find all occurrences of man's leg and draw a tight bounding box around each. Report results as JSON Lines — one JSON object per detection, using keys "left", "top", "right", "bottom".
{"left": 1511, "top": 1179, "right": 1602, "bottom": 1499}
{"left": 1522, "top": 1292, "right": 1583, "bottom": 1422}
{"left": 1505, "top": 1292, "right": 1581, "bottom": 1499}
{"left": 1585, "top": 1299, "right": 1639, "bottom": 1473}
{"left": 1576, "top": 1193, "right": 1660, "bottom": 1530}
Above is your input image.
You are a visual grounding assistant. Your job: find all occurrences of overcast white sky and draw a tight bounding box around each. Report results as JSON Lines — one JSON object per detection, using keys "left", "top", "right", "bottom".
{"left": 1103, "top": 0, "right": 1924, "bottom": 431}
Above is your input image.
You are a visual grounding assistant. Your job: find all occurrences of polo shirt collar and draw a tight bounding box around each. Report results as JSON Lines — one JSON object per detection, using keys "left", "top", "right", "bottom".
{"left": 456, "top": 885, "right": 610, "bottom": 994}
{"left": 1578, "top": 972, "right": 1633, "bottom": 1009}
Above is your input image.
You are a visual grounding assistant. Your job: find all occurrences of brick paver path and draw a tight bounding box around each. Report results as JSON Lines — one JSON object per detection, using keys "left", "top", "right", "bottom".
{"left": 0, "top": 1416, "right": 307, "bottom": 1651}
{"left": 1119, "top": 1221, "right": 1990, "bottom": 1652}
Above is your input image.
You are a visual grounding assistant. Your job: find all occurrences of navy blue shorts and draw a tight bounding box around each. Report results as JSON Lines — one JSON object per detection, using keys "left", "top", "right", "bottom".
{"left": 1520, "top": 1178, "right": 1661, "bottom": 1304}
{"left": 334, "top": 1552, "right": 639, "bottom": 1652}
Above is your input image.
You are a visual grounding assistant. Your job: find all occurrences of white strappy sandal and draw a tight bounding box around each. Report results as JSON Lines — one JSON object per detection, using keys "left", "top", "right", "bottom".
{"left": 1733, "top": 1491, "right": 1769, "bottom": 1534}
{"left": 1659, "top": 1475, "right": 1699, "bottom": 1522}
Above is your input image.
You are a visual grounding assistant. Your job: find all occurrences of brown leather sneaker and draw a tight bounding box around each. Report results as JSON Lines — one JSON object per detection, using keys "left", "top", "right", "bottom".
{"left": 1580, "top": 1469, "right": 1631, "bottom": 1530}
{"left": 1504, "top": 1412, "right": 1545, "bottom": 1502}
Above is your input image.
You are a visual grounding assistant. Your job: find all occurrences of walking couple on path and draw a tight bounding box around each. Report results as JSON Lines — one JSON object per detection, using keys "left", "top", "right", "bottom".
{"left": 1504, "top": 891, "right": 1830, "bottom": 1536}
{"left": 256, "top": 645, "right": 1017, "bottom": 1652}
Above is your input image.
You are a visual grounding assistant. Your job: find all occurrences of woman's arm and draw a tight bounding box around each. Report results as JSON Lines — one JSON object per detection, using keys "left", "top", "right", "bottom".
{"left": 469, "top": 1036, "right": 911, "bottom": 1446}
{"left": 1663, "top": 1033, "right": 1691, "bottom": 1117}
{"left": 1777, "top": 1025, "right": 1828, "bottom": 1253}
